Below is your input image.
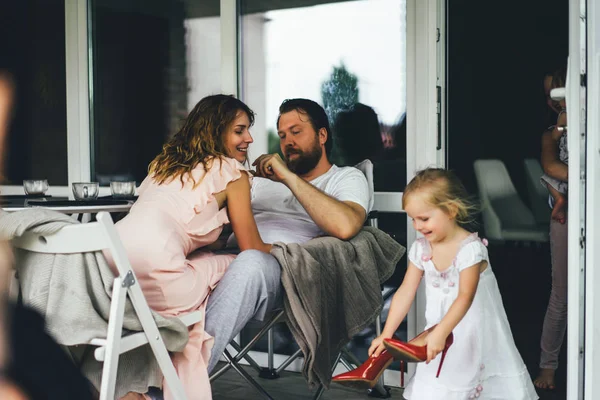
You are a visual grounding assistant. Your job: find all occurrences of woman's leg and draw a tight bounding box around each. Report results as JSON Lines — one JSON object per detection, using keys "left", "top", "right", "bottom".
{"left": 535, "top": 218, "right": 568, "bottom": 389}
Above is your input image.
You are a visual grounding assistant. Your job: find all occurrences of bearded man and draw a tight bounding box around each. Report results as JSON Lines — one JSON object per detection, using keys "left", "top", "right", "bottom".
{"left": 205, "top": 98, "right": 371, "bottom": 372}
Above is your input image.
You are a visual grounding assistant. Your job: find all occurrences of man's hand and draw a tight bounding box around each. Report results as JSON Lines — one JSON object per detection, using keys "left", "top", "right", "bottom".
{"left": 252, "top": 154, "right": 293, "bottom": 183}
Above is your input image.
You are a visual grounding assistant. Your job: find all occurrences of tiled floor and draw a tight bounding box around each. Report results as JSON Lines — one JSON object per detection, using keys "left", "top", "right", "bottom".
{"left": 212, "top": 242, "right": 567, "bottom": 400}
{"left": 211, "top": 364, "right": 404, "bottom": 399}
{"left": 211, "top": 362, "right": 563, "bottom": 400}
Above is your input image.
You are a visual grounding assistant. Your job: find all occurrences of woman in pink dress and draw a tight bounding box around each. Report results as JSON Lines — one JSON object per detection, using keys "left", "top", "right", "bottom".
{"left": 107, "top": 95, "right": 271, "bottom": 400}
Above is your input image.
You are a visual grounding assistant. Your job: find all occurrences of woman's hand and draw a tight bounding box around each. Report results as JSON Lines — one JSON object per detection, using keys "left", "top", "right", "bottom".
{"left": 424, "top": 328, "right": 447, "bottom": 363}
{"left": 368, "top": 335, "right": 389, "bottom": 358}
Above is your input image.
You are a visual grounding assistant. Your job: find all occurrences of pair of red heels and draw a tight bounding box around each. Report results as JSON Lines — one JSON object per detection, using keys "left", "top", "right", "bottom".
{"left": 332, "top": 326, "right": 454, "bottom": 389}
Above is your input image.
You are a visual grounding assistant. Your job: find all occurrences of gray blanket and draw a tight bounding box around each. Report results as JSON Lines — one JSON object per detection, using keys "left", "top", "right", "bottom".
{"left": 0, "top": 209, "right": 189, "bottom": 398}
{"left": 271, "top": 226, "right": 405, "bottom": 388}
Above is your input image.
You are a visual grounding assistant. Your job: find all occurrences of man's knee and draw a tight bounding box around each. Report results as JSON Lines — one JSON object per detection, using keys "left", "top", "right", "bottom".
{"left": 228, "top": 249, "right": 280, "bottom": 280}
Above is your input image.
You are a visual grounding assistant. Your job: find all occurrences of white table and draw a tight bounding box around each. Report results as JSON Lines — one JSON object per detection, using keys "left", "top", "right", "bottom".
{"left": 2, "top": 201, "right": 133, "bottom": 223}
{"left": 2, "top": 203, "right": 133, "bottom": 214}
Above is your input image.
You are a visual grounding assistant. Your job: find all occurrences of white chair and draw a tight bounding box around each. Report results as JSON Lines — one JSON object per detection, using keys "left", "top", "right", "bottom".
{"left": 473, "top": 159, "right": 548, "bottom": 243}
{"left": 11, "top": 212, "right": 201, "bottom": 400}
{"left": 523, "top": 158, "right": 551, "bottom": 227}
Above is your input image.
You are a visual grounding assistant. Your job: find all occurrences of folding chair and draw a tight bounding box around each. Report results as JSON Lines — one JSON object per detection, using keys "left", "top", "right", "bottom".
{"left": 11, "top": 211, "right": 200, "bottom": 400}
{"left": 210, "top": 160, "right": 394, "bottom": 399}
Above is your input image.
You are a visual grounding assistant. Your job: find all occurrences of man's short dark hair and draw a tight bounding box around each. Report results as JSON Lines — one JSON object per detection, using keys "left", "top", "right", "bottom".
{"left": 277, "top": 98, "right": 333, "bottom": 156}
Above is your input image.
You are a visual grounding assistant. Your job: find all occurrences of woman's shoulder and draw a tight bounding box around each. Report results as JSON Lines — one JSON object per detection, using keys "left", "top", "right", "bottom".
{"left": 203, "top": 156, "right": 249, "bottom": 176}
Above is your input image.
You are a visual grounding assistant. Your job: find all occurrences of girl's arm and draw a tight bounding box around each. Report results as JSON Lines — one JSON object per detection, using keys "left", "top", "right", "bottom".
{"left": 541, "top": 131, "right": 568, "bottom": 181}
{"left": 425, "top": 262, "right": 484, "bottom": 362}
{"left": 226, "top": 172, "right": 272, "bottom": 254}
{"left": 369, "top": 263, "right": 423, "bottom": 357}
{"left": 541, "top": 111, "right": 568, "bottom": 182}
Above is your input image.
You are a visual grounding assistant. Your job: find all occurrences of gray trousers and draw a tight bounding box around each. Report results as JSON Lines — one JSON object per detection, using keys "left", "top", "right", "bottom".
{"left": 205, "top": 250, "right": 283, "bottom": 372}
{"left": 540, "top": 218, "right": 569, "bottom": 369}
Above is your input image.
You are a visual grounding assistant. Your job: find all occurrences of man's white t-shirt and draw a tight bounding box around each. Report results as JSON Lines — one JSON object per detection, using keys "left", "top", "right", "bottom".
{"left": 228, "top": 165, "right": 371, "bottom": 245}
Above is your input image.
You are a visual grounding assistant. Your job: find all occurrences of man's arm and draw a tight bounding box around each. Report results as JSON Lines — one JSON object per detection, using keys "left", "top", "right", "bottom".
{"left": 253, "top": 154, "right": 367, "bottom": 240}
{"left": 284, "top": 174, "right": 366, "bottom": 240}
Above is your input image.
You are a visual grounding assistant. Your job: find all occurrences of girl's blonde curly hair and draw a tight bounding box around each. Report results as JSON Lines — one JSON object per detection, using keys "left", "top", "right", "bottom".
{"left": 402, "top": 168, "right": 478, "bottom": 227}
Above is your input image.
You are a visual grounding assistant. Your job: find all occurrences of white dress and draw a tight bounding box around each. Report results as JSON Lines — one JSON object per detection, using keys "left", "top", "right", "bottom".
{"left": 403, "top": 233, "right": 538, "bottom": 400}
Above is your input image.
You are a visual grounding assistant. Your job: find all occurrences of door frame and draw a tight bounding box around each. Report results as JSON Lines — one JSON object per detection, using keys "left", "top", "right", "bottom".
{"left": 566, "top": 0, "right": 587, "bottom": 397}
{"left": 584, "top": 0, "right": 600, "bottom": 397}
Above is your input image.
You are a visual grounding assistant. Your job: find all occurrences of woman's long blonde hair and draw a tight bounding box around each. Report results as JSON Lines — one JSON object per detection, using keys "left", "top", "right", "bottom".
{"left": 148, "top": 94, "right": 254, "bottom": 187}
{"left": 403, "top": 168, "right": 478, "bottom": 227}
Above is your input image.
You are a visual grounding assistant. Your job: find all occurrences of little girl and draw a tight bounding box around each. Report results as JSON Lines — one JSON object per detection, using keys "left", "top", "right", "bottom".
{"left": 348, "top": 168, "right": 538, "bottom": 399}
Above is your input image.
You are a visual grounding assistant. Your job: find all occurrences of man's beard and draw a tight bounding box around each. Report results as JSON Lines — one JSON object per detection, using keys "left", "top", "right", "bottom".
{"left": 285, "top": 143, "right": 322, "bottom": 175}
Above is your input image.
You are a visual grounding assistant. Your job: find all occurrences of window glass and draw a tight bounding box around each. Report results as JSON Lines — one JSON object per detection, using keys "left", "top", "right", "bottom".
{"left": 90, "top": 0, "right": 221, "bottom": 185}
{"left": 1, "top": 0, "right": 68, "bottom": 186}
{"left": 241, "top": 0, "right": 406, "bottom": 191}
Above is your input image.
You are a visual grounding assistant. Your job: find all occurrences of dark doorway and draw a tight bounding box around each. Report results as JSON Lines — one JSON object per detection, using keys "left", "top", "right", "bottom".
{"left": 447, "top": 0, "right": 569, "bottom": 398}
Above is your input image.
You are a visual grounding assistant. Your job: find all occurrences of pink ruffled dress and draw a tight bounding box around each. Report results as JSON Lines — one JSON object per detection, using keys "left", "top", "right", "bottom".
{"left": 106, "top": 157, "right": 249, "bottom": 400}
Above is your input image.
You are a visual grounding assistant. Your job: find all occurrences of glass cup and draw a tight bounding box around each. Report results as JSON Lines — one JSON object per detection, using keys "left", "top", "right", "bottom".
{"left": 110, "top": 181, "right": 136, "bottom": 198}
{"left": 23, "top": 179, "right": 49, "bottom": 195}
{"left": 72, "top": 182, "right": 99, "bottom": 201}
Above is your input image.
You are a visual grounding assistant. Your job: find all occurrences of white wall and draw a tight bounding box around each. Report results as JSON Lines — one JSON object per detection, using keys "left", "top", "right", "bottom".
{"left": 185, "top": 17, "right": 222, "bottom": 110}
{"left": 242, "top": 14, "right": 269, "bottom": 162}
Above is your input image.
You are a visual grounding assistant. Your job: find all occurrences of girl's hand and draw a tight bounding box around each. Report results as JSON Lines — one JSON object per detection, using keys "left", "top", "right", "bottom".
{"left": 368, "top": 335, "right": 389, "bottom": 358}
{"left": 424, "top": 329, "right": 447, "bottom": 363}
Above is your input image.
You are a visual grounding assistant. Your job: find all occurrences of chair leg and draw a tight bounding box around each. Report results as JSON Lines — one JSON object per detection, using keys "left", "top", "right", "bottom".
{"left": 224, "top": 349, "right": 274, "bottom": 400}
{"left": 126, "top": 282, "right": 187, "bottom": 400}
{"left": 233, "top": 311, "right": 284, "bottom": 365}
{"left": 268, "top": 327, "right": 274, "bottom": 370}
{"left": 312, "top": 385, "right": 326, "bottom": 400}
{"left": 99, "top": 277, "right": 127, "bottom": 400}
{"left": 312, "top": 351, "right": 343, "bottom": 400}
{"left": 275, "top": 348, "right": 302, "bottom": 374}
{"left": 229, "top": 340, "right": 262, "bottom": 373}
{"left": 209, "top": 360, "right": 233, "bottom": 382}
{"left": 259, "top": 327, "right": 280, "bottom": 379}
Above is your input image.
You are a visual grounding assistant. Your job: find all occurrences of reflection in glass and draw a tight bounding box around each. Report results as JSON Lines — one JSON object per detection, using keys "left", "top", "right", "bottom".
{"left": 90, "top": 0, "right": 221, "bottom": 185}
{"left": 2, "top": 0, "right": 68, "bottom": 185}
{"left": 241, "top": 0, "right": 406, "bottom": 191}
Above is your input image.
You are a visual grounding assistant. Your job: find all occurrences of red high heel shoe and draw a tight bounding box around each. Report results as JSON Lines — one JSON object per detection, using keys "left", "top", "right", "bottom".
{"left": 331, "top": 349, "right": 395, "bottom": 390}
{"left": 331, "top": 336, "right": 411, "bottom": 390}
{"left": 383, "top": 325, "right": 454, "bottom": 378}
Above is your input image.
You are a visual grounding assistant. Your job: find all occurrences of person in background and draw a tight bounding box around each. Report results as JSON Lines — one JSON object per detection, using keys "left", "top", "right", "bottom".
{"left": 0, "top": 68, "right": 27, "bottom": 400}
{"left": 534, "top": 66, "right": 569, "bottom": 391}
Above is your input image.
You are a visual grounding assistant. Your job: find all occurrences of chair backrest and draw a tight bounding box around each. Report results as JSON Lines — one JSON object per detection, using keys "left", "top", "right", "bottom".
{"left": 11, "top": 211, "right": 190, "bottom": 400}
{"left": 353, "top": 159, "right": 375, "bottom": 212}
{"left": 12, "top": 212, "right": 135, "bottom": 279}
{"left": 523, "top": 158, "right": 551, "bottom": 226}
{"left": 473, "top": 159, "right": 537, "bottom": 241}
{"left": 12, "top": 220, "right": 111, "bottom": 254}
